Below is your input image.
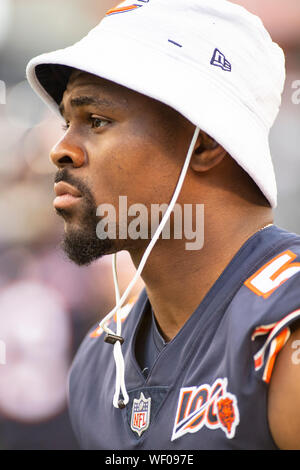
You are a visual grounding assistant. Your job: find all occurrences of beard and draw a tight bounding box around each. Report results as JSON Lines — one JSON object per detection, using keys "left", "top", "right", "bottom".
{"left": 61, "top": 219, "right": 115, "bottom": 266}
{"left": 55, "top": 169, "right": 116, "bottom": 266}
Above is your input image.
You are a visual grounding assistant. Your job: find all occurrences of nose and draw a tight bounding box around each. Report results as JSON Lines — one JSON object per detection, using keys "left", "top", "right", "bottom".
{"left": 50, "top": 137, "right": 86, "bottom": 169}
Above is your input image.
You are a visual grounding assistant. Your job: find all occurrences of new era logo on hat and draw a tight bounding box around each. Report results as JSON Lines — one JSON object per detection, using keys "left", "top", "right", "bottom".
{"left": 210, "top": 48, "right": 231, "bottom": 72}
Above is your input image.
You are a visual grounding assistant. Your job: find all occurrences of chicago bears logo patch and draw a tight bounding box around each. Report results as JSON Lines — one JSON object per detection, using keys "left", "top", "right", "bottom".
{"left": 171, "top": 378, "right": 239, "bottom": 441}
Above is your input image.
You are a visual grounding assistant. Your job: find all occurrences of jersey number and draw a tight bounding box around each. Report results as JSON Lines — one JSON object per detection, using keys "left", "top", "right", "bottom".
{"left": 245, "top": 250, "right": 300, "bottom": 299}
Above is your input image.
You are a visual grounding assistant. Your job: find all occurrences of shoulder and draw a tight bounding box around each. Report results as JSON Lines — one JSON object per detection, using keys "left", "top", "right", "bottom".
{"left": 240, "top": 230, "right": 300, "bottom": 448}
{"left": 242, "top": 230, "right": 300, "bottom": 334}
{"left": 268, "top": 320, "right": 300, "bottom": 449}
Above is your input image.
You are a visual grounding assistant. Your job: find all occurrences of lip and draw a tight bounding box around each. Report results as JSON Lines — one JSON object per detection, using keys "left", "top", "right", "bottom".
{"left": 54, "top": 181, "right": 82, "bottom": 197}
{"left": 53, "top": 181, "right": 82, "bottom": 209}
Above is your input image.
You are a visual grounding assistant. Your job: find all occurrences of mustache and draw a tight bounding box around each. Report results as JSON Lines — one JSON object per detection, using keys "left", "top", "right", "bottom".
{"left": 54, "top": 168, "right": 94, "bottom": 201}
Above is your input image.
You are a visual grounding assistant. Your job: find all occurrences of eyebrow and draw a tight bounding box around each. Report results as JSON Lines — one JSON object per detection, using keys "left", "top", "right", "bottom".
{"left": 59, "top": 95, "right": 126, "bottom": 117}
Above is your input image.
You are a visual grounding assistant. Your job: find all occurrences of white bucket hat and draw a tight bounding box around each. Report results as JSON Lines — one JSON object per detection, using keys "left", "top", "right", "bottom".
{"left": 26, "top": 0, "right": 285, "bottom": 208}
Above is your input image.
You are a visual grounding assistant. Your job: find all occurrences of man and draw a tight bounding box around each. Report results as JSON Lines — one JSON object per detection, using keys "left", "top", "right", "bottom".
{"left": 26, "top": 0, "right": 300, "bottom": 449}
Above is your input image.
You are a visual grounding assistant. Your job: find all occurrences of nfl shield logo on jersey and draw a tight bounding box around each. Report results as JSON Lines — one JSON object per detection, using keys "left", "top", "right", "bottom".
{"left": 131, "top": 392, "right": 151, "bottom": 436}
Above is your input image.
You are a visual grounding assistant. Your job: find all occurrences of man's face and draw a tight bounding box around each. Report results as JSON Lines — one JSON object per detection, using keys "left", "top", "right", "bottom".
{"left": 50, "top": 70, "right": 194, "bottom": 265}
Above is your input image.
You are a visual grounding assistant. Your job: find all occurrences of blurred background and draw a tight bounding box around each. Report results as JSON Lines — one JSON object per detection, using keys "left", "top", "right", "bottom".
{"left": 0, "top": 0, "right": 299, "bottom": 450}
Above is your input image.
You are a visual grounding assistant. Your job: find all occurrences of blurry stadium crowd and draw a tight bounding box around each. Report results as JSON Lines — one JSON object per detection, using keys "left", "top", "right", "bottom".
{"left": 0, "top": 0, "right": 299, "bottom": 449}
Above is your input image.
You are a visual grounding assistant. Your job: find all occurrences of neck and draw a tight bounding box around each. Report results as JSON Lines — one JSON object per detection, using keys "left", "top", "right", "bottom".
{"left": 129, "top": 204, "right": 273, "bottom": 341}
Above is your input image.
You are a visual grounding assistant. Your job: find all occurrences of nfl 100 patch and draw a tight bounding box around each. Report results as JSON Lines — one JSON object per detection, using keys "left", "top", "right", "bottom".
{"left": 172, "top": 377, "right": 240, "bottom": 441}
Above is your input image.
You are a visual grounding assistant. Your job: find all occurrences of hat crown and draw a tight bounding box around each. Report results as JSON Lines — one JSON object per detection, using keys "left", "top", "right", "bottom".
{"left": 97, "top": 0, "right": 285, "bottom": 129}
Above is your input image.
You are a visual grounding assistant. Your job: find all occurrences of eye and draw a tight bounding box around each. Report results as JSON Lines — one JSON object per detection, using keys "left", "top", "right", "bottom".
{"left": 90, "top": 115, "right": 110, "bottom": 129}
{"left": 61, "top": 122, "right": 69, "bottom": 132}
{"left": 61, "top": 116, "right": 110, "bottom": 133}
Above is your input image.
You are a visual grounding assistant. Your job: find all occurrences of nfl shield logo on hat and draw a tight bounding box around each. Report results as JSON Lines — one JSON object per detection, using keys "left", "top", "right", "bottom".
{"left": 131, "top": 392, "right": 151, "bottom": 436}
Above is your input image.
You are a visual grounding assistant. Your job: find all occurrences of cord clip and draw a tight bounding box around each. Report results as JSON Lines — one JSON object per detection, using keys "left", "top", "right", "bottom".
{"left": 104, "top": 333, "right": 124, "bottom": 345}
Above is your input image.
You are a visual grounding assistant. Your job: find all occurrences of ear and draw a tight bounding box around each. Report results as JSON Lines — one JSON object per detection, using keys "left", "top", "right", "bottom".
{"left": 191, "top": 134, "right": 227, "bottom": 172}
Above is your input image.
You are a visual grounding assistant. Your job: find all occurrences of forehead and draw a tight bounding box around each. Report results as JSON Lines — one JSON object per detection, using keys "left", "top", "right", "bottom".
{"left": 62, "top": 70, "right": 140, "bottom": 108}
{"left": 60, "top": 69, "right": 186, "bottom": 128}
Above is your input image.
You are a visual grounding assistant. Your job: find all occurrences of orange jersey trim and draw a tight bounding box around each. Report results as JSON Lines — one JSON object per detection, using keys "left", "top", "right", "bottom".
{"left": 251, "top": 323, "right": 276, "bottom": 341}
{"left": 252, "top": 309, "right": 300, "bottom": 382}
{"left": 262, "top": 327, "right": 290, "bottom": 383}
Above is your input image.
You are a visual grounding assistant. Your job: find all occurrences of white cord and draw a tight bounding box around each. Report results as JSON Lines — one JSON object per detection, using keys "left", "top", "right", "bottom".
{"left": 99, "top": 126, "right": 201, "bottom": 408}
{"left": 112, "top": 253, "right": 121, "bottom": 335}
{"left": 111, "top": 253, "right": 128, "bottom": 407}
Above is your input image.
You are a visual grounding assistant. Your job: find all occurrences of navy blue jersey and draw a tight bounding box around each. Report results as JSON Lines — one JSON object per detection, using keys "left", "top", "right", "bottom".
{"left": 68, "top": 225, "right": 300, "bottom": 449}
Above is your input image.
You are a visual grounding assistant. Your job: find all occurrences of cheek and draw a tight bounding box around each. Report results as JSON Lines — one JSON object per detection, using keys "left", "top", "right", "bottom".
{"left": 87, "top": 129, "right": 181, "bottom": 209}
